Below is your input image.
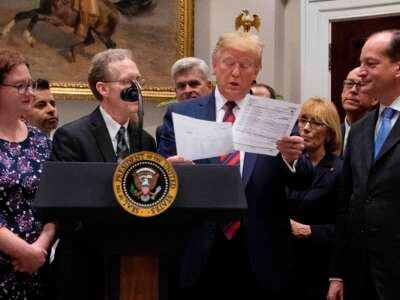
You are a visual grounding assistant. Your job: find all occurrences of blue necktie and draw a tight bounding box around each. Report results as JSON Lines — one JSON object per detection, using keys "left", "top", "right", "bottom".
{"left": 374, "top": 107, "right": 396, "bottom": 159}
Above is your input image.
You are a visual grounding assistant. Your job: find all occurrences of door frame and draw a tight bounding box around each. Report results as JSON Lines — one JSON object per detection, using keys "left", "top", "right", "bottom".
{"left": 300, "top": 0, "right": 400, "bottom": 103}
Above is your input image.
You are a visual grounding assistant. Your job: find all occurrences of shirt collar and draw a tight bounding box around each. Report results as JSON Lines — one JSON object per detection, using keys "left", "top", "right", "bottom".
{"left": 344, "top": 116, "right": 351, "bottom": 131}
{"left": 99, "top": 105, "right": 129, "bottom": 139}
{"left": 378, "top": 95, "right": 400, "bottom": 115}
{"left": 215, "top": 86, "right": 248, "bottom": 112}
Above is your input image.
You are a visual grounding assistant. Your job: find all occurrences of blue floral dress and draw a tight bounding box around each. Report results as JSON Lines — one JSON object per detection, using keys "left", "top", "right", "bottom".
{"left": 0, "top": 127, "right": 51, "bottom": 299}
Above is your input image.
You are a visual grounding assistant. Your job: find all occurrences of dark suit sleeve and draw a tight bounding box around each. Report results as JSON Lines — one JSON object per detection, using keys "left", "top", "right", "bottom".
{"left": 157, "top": 105, "right": 177, "bottom": 157}
{"left": 330, "top": 134, "right": 353, "bottom": 278}
{"left": 283, "top": 154, "right": 314, "bottom": 191}
{"left": 51, "top": 126, "right": 84, "bottom": 162}
{"left": 297, "top": 161, "right": 341, "bottom": 244}
{"left": 155, "top": 125, "right": 162, "bottom": 147}
{"left": 141, "top": 129, "right": 156, "bottom": 152}
{"left": 308, "top": 177, "right": 340, "bottom": 244}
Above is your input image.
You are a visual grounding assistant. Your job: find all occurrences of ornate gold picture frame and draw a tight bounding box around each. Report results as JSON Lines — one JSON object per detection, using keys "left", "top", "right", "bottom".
{"left": 0, "top": 0, "right": 194, "bottom": 101}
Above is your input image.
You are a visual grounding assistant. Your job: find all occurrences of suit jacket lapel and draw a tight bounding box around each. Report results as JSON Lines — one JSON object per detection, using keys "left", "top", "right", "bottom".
{"left": 90, "top": 107, "right": 117, "bottom": 162}
{"left": 357, "top": 110, "right": 376, "bottom": 172}
{"left": 312, "top": 153, "right": 335, "bottom": 186}
{"left": 242, "top": 152, "right": 257, "bottom": 188}
{"left": 128, "top": 122, "right": 140, "bottom": 153}
{"left": 193, "top": 92, "right": 219, "bottom": 164}
{"left": 198, "top": 90, "right": 217, "bottom": 122}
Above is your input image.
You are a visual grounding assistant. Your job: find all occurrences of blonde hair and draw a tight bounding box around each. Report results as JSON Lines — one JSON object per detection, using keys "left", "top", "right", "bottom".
{"left": 212, "top": 31, "right": 264, "bottom": 68}
{"left": 299, "top": 96, "right": 342, "bottom": 155}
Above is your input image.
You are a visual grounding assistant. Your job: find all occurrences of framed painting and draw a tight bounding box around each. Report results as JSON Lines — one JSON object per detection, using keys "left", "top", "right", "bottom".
{"left": 0, "top": 0, "right": 194, "bottom": 101}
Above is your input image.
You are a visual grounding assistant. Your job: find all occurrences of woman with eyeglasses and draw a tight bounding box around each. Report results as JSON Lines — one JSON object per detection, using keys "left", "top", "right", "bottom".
{"left": 287, "top": 96, "right": 343, "bottom": 300}
{"left": 0, "top": 48, "right": 56, "bottom": 299}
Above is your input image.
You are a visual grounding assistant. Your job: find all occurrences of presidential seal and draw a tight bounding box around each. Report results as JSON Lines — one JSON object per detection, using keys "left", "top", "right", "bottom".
{"left": 113, "top": 151, "right": 178, "bottom": 217}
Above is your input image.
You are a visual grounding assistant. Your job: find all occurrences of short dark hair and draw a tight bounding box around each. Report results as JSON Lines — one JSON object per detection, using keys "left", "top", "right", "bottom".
{"left": 0, "top": 48, "right": 28, "bottom": 84}
{"left": 369, "top": 29, "right": 400, "bottom": 62}
{"left": 386, "top": 30, "right": 400, "bottom": 62}
{"left": 34, "top": 78, "right": 50, "bottom": 90}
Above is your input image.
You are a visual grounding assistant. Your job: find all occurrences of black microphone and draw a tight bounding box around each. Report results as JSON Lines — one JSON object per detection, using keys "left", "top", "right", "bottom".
{"left": 120, "top": 82, "right": 140, "bottom": 102}
{"left": 120, "top": 80, "right": 144, "bottom": 151}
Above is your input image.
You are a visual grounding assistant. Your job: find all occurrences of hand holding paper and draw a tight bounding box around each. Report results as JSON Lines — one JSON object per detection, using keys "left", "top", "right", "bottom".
{"left": 172, "top": 113, "right": 234, "bottom": 160}
{"left": 232, "top": 96, "right": 300, "bottom": 156}
{"left": 172, "top": 96, "right": 301, "bottom": 160}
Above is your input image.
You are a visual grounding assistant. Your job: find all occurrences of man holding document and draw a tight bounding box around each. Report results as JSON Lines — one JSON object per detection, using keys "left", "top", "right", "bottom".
{"left": 158, "top": 31, "right": 313, "bottom": 299}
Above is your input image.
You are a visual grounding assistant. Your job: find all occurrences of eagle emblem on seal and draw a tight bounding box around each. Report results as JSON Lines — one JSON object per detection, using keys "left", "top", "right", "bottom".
{"left": 130, "top": 167, "right": 161, "bottom": 202}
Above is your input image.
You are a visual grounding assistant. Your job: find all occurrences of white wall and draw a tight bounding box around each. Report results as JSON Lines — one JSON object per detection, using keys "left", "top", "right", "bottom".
{"left": 282, "top": 0, "right": 301, "bottom": 103}
{"left": 195, "top": 0, "right": 282, "bottom": 91}
{"left": 301, "top": 0, "right": 400, "bottom": 103}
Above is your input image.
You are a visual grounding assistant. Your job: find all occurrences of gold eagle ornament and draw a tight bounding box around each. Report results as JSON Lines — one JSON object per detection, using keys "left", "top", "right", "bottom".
{"left": 235, "top": 9, "right": 261, "bottom": 32}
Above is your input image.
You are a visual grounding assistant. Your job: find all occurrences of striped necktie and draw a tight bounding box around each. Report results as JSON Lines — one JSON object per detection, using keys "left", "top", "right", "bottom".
{"left": 116, "top": 126, "right": 129, "bottom": 162}
{"left": 219, "top": 101, "right": 240, "bottom": 165}
{"left": 220, "top": 101, "right": 241, "bottom": 240}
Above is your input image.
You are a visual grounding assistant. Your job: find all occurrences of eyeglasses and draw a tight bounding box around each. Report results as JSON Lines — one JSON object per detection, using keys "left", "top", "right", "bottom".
{"left": 298, "top": 117, "right": 326, "bottom": 130}
{"left": 343, "top": 79, "right": 366, "bottom": 90}
{"left": 103, "top": 77, "right": 145, "bottom": 87}
{"left": 0, "top": 80, "right": 36, "bottom": 94}
{"left": 175, "top": 80, "right": 202, "bottom": 90}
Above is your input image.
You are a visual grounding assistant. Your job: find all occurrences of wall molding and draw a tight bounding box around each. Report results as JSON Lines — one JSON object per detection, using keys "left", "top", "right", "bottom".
{"left": 300, "top": 0, "right": 400, "bottom": 102}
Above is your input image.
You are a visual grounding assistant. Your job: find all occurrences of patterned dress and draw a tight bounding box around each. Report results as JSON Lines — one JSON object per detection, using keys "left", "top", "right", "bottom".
{"left": 0, "top": 127, "right": 51, "bottom": 299}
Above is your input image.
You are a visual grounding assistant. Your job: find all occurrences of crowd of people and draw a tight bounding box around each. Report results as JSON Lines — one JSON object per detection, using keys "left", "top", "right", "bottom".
{"left": 0, "top": 28, "right": 399, "bottom": 300}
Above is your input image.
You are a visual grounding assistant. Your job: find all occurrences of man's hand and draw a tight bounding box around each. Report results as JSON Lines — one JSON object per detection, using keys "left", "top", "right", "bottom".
{"left": 290, "top": 219, "right": 311, "bottom": 239}
{"left": 327, "top": 280, "right": 344, "bottom": 300}
{"left": 276, "top": 136, "right": 305, "bottom": 164}
{"left": 167, "top": 155, "right": 194, "bottom": 165}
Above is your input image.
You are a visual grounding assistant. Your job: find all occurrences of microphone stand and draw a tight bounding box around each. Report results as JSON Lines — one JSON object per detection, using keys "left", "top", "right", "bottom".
{"left": 132, "top": 80, "right": 144, "bottom": 151}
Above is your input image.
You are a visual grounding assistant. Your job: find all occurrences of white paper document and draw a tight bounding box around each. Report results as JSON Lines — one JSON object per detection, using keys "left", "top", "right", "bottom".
{"left": 233, "top": 96, "right": 300, "bottom": 156}
{"left": 173, "top": 113, "right": 234, "bottom": 161}
{"left": 172, "top": 96, "right": 300, "bottom": 160}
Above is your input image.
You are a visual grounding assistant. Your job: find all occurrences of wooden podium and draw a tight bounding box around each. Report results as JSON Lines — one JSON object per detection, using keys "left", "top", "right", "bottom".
{"left": 34, "top": 161, "right": 247, "bottom": 300}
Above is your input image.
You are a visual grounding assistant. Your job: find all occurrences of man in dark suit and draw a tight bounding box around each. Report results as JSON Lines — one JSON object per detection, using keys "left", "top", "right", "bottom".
{"left": 340, "top": 67, "right": 378, "bottom": 154}
{"left": 50, "top": 48, "right": 156, "bottom": 299}
{"left": 328, "top": 29, "right": 400, "bottom": 300}
{"left": 158, "top": 31, "right": 313, "bottom": 299}
{"left": 155, "top": 57, "right": 212, "bottom": 145}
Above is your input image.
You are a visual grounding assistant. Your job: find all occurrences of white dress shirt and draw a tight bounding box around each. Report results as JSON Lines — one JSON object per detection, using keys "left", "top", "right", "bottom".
{"left": 99, "top": 106, "right": 130, "bottom": 154}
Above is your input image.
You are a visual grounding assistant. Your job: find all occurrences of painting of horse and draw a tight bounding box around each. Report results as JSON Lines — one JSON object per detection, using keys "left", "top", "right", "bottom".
{"left": 0, "top": 0, "right": 182, "bottom": 90}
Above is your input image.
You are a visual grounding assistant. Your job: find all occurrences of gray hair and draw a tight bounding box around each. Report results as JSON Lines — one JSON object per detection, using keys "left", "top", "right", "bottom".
{"left": 170, "top": 57, "right": 210, "bottom": 81}
{"left": 88, "top": 49, "right": 133, "bottom": 100}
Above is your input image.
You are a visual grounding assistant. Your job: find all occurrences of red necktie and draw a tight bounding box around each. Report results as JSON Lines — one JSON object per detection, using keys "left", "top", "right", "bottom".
{"left": 220, "top": 101, "right": 241, "bottom": 240}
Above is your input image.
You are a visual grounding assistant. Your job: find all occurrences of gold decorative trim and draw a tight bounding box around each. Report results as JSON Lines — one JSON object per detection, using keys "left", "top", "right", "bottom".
{"left": 177, "top": 0, "right": 194, "bottom": 58}
{"left": 50, "top": 0, "right": 194, "bottom": 102}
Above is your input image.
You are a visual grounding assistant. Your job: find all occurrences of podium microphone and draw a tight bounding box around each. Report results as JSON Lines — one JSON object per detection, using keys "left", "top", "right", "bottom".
{"left": 120, "top": 80, "right": 144, "bottom": 151}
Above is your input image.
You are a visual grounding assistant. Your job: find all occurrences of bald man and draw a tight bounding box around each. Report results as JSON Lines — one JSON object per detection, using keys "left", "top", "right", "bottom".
{"left": 341, "top": 67, "right": 378, "bottom": 152}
